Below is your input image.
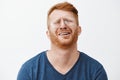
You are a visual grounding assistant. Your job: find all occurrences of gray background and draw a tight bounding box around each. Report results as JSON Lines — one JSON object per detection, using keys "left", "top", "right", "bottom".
{"left": 0, "top": 0, "right": 120, "bottom": 80}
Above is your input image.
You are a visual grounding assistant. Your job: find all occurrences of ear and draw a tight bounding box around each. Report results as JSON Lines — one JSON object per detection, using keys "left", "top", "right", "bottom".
{"left": 77, "top": 26, "right": 82, "bottom": 36}
{"left": 46, "top": 30, "right": 50, "bottom": 39}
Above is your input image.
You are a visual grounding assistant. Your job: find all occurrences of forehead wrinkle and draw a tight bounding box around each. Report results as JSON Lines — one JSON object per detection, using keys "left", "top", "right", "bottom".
{"left": 49, "top": 10, "right": 75, "bottom": 18}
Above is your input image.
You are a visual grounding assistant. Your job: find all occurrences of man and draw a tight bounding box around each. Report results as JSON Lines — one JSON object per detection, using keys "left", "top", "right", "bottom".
{"left": 17, "top": 2, "right": 108, "bottom": 80}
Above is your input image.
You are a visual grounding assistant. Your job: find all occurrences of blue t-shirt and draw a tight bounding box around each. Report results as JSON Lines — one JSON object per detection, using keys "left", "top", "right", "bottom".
{"left": 17, "top": 51, "right": 108, "bottom": 80}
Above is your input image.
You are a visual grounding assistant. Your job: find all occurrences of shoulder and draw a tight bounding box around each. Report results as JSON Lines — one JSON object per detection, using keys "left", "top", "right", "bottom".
{"left": 81, "top": 52, "right": 108, "bottom": 80}
{"left": 22, "top": 51, "right": 46, "bottom": 68}
{"left": 17, "top": 51, "right": 47, "bottom": 80}
{"left": 80, "top": 52, "right": 108, "bottom": 79}
{"left": 80, "top": 52, "right": 102, "bottom": 67}
{"left": 79, "top": 52, "right": 105, "bottom": 73}
{"left": 23, "top": 51, "right": 46, "bottom": 65}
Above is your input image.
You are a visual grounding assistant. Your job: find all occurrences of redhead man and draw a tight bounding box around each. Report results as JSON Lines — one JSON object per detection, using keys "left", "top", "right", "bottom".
{"left": 17, "top": 2, "right": 108, "bottom": 80}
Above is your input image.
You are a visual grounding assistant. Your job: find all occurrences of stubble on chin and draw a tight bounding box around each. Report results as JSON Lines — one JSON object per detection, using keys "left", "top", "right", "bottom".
{"left": 49, "top": 28, "right": 79, "bottom": 49}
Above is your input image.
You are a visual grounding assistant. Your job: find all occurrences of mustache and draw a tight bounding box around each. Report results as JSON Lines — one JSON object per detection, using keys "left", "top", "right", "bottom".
{"left": 57, "top": 27, "right": 72, "bottom": 32}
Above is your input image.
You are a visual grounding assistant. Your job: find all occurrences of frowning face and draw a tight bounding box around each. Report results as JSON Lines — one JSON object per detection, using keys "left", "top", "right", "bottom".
{"left": 47, "top": 10, "right": 81, "bottom": 48}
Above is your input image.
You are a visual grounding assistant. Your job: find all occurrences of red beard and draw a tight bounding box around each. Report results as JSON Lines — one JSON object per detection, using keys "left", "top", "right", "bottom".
{"left": 48, "top": 28, "right": 79, "bottom": 49}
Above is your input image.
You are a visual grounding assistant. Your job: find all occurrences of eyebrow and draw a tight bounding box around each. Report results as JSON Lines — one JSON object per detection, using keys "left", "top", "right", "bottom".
{"left": 54, "top": 17, "right": 74, "bottom": 21}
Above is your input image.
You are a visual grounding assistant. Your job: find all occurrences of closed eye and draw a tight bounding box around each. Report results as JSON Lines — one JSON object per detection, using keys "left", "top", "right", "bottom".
{"left": 54, "top": 20, "right": 60, "bottom": 24}
{"left": 64, "top": 19, "right": 73, "bottom": 23}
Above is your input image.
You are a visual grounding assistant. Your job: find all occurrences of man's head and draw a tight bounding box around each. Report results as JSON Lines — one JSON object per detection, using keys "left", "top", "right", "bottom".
{"left": 47, "top": 2, "right": 79, "bottom": 27}
{"left": 46, "top": 2, "right": 81, "bottom": 49}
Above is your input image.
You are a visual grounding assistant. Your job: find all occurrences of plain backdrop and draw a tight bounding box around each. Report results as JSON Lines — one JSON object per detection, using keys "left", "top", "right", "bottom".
{"left": 0, "top": 0, "right": 120, "bottom": 80}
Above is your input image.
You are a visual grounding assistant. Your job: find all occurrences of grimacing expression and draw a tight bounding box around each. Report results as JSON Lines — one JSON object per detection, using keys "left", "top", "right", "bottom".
{"left": 47, "top": 10, "right": 81, "bottom": 48}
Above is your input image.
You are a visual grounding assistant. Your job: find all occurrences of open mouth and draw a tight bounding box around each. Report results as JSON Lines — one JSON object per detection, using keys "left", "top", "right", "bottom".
{"left": 58, "top": 32, "right": 71, "bottom": 36}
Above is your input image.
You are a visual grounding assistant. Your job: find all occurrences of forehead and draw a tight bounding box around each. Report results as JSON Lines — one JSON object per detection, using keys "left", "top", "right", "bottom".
{"left": 49, "top": 10, "right": 76, "bottom": 20}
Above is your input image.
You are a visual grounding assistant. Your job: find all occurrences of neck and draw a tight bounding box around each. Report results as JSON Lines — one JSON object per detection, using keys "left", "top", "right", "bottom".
{"left": 46, "top": 43, "right": 79, "bottom": 74}
{"left": 50, "top": 43, "right": 78, "bottom": 58}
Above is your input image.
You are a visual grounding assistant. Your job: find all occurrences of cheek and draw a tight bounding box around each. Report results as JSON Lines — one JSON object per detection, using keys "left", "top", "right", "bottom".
{"left": 49, "top": 26, "right": 58, "bottom": 33}
{"left": 71, "top": 27, "right": 79, "bottom": 36}
{"left": 48, "top": 28, "right": 57, "bottom": 36}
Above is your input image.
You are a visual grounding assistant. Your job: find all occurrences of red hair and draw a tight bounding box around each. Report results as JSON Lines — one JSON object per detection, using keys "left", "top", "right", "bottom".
{"left": 47, "top": 2, "right": 79, "bottom": 25}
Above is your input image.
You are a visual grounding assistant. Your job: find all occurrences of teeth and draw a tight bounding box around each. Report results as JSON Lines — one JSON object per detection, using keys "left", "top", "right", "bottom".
{"left": 59, "top": 32, "right": 70, "bottom": 35}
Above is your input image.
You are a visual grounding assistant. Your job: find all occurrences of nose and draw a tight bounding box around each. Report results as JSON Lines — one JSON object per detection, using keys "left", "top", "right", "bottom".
{"left": 60, "top": 19, "right": 67, "bottom": 29}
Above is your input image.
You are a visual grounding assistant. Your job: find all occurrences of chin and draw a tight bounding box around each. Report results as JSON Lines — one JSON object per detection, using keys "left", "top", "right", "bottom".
{"left": 57, "top": 39, "right": 75, "bottom": 47}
